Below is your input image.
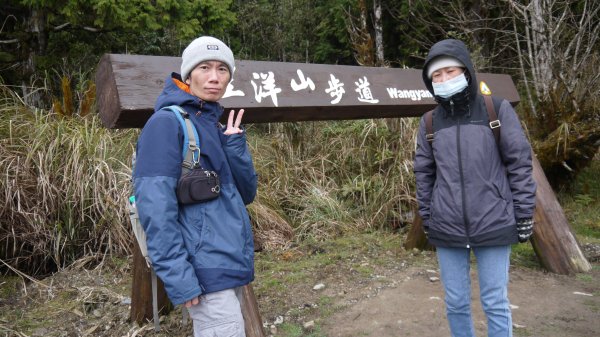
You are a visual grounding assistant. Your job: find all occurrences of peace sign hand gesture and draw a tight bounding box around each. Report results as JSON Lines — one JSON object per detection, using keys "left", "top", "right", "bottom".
{"left": 223, "top": 109, "right": 245, "bottom": 135}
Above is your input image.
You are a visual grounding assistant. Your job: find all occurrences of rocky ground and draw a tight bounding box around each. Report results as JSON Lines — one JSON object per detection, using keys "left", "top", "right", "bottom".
{"left": 1, "top": 239, "right": 599, "bottom": 337}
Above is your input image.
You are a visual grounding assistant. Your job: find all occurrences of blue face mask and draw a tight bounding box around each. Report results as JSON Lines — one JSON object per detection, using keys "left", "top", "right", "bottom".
{"left": 432, "top": 73, "right": 468, "bottom": 98}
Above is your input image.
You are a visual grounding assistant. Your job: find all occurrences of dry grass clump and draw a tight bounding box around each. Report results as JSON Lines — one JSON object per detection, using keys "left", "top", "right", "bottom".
{"left": 247, "top": 118, "right": 418, "bottom": 246}
{"left": 0, "top": 85, "right": 137, "bottom": 275}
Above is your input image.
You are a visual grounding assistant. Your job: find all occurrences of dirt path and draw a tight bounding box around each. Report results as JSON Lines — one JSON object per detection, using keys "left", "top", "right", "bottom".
{"left": 322, "top": 264, "right": 600, "bottom": 337}
{"left": 1, "top": 239, "right": 599, "bottom": 337}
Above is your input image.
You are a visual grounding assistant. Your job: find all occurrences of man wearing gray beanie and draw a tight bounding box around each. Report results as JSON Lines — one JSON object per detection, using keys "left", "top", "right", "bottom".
{"left": 414, "top": 39, "right": 536, "bottom": 337}
{"left": 133, "top": 36, "right": 257, "bottom": 337}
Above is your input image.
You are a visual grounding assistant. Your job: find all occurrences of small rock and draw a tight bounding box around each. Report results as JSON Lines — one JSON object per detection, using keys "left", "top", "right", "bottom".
{"left": 92, "top": 309, "right": 101, "bottom": 318}
{"left": 513, "top": 323, "right": 526, "bottom": 329}
{"left": 270, "top": 325, "right": 277, "bottom": 335}
{"left": 429, "top": 276, "right": 440, "bottom": 282}
{"left": 303, "top": 320, "right": 315, "bottom": 329}
{"left": 121, "top": 297, "right": 131, "bottom": 305}
{"left": 429, "top": 296, "right": 441, "bottom": 300}
{"left": 313, "top": 283, "right": 325, "bottom": 290}
{"left": 426, "top": 269, "right": 437, "bottom": 274}
{"left": 573, "top": 291, "right": 593, "bottom": 296}
{"left": 274, "top": 315, "right": 284, "bottom": 325}
{"left": 510, "top": 304, "right": 519, "bottom": 309}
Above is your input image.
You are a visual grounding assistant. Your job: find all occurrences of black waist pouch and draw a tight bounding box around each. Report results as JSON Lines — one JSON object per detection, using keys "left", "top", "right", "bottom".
{"left": 176, "top": 169, "right": 221, "bottom": 204}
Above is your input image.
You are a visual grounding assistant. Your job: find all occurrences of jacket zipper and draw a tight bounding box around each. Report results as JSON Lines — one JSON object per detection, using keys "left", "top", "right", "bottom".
{"left": 455, "top": 100, "right": 471, "bottom": 248}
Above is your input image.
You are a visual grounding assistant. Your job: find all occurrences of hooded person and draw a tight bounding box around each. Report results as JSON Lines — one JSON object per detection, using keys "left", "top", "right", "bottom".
{"left": 133, "top": 36, "right": 257, "bottom": 337}
{"left": 413, "top": 39, "right": 536, "bottom": 337}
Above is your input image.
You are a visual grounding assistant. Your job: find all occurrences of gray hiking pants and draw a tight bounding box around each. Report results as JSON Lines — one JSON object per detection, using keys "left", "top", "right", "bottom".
{"left": 187, "top": 287, "right": 246, "bottom": 337}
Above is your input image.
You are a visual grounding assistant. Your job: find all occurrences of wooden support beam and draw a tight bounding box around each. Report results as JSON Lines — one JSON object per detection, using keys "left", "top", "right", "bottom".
{"left": 404, "top": 155, "right": 592, "bottom": 275}
{"left": 530, "top": 155, "right": 592, "bottom": 274}
{"left": 403, "top": 209, "right": 433, "bottom": 251}
{"left": 241, "top": 284, "right": 266, "bottom": 337}
{"left": 130, "top": 241, "right": 171, "bottom": 325}
{"left": 95, "top": 54, "right": 520, "bottom": 129}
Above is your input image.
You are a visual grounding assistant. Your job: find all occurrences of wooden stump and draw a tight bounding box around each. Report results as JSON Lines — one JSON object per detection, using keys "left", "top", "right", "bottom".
{"left": 241, "top": 284, "right": 267, "bottom": 337}
{"left": 130, "top": 241, "right": 171, "bottom": 325}
{"left": 530, "top": 155, "right": 591, "bottom": 274}
{"left": 403, "top": 212, "right": 433, "bottom": 251}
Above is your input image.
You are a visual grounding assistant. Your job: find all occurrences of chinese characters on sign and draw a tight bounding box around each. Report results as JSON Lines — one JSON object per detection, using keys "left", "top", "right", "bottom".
{"left": 223, "top": 67, "right": 431, "bottom": 106}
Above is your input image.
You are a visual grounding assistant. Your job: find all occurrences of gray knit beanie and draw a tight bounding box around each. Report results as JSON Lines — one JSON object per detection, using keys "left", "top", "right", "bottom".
{"left": 427, "top": 56, "right": 464, "bottom": 79}
{"left": 180, "top": 36, "right": 235, "bottom": 81}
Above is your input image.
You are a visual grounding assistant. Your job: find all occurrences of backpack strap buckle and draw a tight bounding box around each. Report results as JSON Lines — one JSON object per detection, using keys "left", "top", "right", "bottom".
{"left": 489, "top": 120, "right": 501, "bottom": 129}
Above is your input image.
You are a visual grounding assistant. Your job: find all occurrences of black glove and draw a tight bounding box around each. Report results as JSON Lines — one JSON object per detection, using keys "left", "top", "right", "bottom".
{"left": 517, "top": 218, "right": 534, "bottom": 243}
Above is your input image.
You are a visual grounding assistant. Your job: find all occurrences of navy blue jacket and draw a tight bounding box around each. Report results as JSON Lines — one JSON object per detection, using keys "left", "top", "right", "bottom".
{"left": 133, "top": 73, "right": 257, "bottom": 305}
{"left": 414, "top": 39, "right": 536, "bottom": 248}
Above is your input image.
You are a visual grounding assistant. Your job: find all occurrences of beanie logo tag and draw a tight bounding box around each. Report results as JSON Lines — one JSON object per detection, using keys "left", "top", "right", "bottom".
{"left": 207, "top": 45, "right": 219, "bottom": 50}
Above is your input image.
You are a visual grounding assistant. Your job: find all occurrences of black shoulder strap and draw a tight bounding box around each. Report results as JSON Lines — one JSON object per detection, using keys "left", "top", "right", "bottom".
{"left": 425, "top": 110, "right": 434, "bottom": 144}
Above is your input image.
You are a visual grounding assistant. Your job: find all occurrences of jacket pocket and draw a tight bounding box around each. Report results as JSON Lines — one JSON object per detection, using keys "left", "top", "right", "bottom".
{"left": 238, "top": 205, "right": 252, "bottom": 257}
{"left": 189, "top": 206, "right": 207, "bottom": 253}
{"left": 429, "top": 180, "right": 439, "bottom": 225}
{"left": 492, "top": 182, "right": 510, "bottom": 216}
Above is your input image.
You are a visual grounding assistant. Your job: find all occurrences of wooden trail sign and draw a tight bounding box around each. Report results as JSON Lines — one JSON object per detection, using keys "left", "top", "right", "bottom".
{"left": 95, "top": 53, "right": 589, "bottom": 334}
{"left": 95, "top": 53, "right": 520, "bottom": 129}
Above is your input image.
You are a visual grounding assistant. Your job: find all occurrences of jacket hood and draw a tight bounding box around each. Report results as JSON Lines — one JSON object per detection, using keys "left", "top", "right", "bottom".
{"left": 154, "top": 72, "right": 223, "bottom": 121}
{"left": 422, "top": 39, "right": 478, "bottom": 99}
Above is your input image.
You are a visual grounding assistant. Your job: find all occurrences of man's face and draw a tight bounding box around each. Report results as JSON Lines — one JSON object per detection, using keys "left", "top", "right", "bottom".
{"left": 431, "top": 66, "right": 464, "bottom": 84}
{"left": 185, "top": 60, "right": 231, "bottom": 102}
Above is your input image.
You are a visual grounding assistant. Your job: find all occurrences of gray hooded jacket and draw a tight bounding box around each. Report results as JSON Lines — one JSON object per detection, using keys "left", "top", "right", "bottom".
{"left": 414, "top": 39, "right": 536, "bottom": 248}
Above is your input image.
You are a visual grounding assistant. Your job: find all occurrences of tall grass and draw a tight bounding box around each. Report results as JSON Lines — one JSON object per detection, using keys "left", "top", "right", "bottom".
{"left": 1, "top": 81, "right": 420, "bottom": 274}
{"left": 247, "top": 118, "right": 418, "bottom": 247}
{"left": 0, "top": 85, "right": 138, "bottom": 275}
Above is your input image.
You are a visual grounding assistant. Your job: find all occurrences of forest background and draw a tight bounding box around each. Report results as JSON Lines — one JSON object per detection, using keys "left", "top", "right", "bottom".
{"left": 0, "top": 1, "right": 599, "bottom": 335}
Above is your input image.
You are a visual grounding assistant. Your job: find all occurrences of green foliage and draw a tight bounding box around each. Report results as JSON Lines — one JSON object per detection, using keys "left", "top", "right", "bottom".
{"left": 230, "top": 0, "right": 354, "bottom": 64}
{"left": 511, "top": 243, "right": 541, "bottom": 269}
{"left": 2, "top": 0, "right": 236, "bottom": 98}
{"left": 558, "top": 155, "right": 600, "bottom": 240}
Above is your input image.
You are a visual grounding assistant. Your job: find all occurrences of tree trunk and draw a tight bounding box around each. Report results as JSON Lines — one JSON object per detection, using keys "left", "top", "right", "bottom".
{"left": 373, "top": 0, "right": 384, "bottom": 66}
{"left": 22, "top": 8, "right": 47, "bottom": 107}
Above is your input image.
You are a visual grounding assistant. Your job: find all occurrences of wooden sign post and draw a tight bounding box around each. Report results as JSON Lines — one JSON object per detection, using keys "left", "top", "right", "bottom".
{"left": 95, "top": 54, "right": 590, "bottom": 334}
{"left": 95, "top": 54, "right": 520, "bottom": 128}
